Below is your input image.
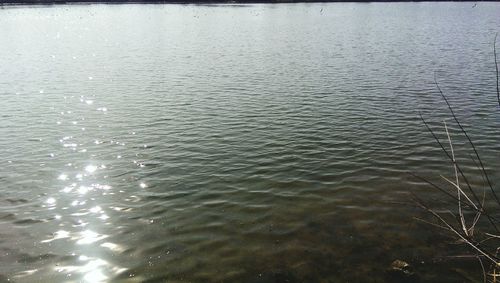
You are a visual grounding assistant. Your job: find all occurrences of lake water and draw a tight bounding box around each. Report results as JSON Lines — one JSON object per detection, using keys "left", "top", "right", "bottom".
{"left": 1, "top": 2, "right": 500, "bottom": 282}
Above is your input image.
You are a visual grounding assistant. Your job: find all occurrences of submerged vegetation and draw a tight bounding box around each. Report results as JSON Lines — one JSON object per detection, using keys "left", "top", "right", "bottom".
{"left": 414, "top": 35, "right": 500, "bottom": 282}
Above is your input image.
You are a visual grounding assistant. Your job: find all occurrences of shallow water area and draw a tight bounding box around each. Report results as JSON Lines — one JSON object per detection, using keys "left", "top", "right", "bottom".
{"left": 1, "top": 2, "right": 500, "bottom": 282}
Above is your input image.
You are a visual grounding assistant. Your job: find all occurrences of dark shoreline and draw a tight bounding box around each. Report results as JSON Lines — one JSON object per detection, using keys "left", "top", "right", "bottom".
{"left": 0, "top": 0, "right": 494, "bottom": 5}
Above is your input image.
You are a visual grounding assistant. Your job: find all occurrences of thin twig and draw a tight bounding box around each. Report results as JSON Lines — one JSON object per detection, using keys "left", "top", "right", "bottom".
{"left": 494, "top": 33, "right": 499, "bottom": 107}
{"left": 468, "top": 153, "right": 488, "bottom": 212}
{"left": 419, "top": 114, "right": 500, "bottom": 233}
{"left": 420, "top": 113, "right": 482, "bottom": 206}
{"left": 478, "top": 255, "right": 487, "bottom": 283}
{"left": 433, "top": 75, "right": 500, "bottom": 206}
{"left": 409, "top": 172, "right": 500, "bottom": 226}
{"left": 444, "top": 120, "right": 469, "bottom": 236}
{"left": 414, "top": 216, "right": 454, "bottom": 232}
{"left": 485, "top": 233, "right": 500, "bottom": 239}
{"left": 414, "top": 194, "right": 500, "bottom": 264}
{"left": 441, "top": 175, "right": 478, "bottom": 210}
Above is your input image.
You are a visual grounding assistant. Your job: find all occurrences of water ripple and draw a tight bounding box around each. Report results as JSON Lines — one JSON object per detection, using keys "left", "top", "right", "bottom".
{"left": 1, "top": 2, "right": 500, "bottom": 283}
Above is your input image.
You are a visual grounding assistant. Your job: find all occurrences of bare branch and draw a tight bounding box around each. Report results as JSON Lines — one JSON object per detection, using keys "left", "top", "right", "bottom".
{"left": 494, "top": 33, "right": 499, "bottom": 107}
{"left": 444, "top": 120, "right": 468, "bottom": 236}
{"left": 433, "top": 74, "right": 500, "bottom": 206}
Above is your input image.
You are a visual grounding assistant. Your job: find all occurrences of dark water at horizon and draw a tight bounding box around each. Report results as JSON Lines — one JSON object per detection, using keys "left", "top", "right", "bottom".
{"left": 1, "top": 2, "right": 500, "bottom": 282}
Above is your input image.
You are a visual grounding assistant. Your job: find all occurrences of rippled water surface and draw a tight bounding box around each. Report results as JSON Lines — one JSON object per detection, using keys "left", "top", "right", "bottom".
{"left": 1, "top": 2, "right": 500, "bottom": 282}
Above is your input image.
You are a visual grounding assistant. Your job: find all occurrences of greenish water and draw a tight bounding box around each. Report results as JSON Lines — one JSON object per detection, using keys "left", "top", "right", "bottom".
{"left": 1, "top": 2, "right": 500, "bottom": 282}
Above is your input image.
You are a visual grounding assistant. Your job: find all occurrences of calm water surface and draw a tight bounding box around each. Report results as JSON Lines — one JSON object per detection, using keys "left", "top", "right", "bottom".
{"left": 1, "top": 2, "right": 500, "bottom": 282}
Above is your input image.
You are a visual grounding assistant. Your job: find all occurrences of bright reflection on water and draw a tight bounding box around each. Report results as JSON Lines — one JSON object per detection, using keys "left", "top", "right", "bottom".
{"left": 37, "top": 157, "right": 119, "bottom": 282}
{"left": 1, "top": 2, "right": 500, "bottom": 283}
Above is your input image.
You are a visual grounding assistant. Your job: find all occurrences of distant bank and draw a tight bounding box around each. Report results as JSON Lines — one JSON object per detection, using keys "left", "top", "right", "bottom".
{"left": 0, "top": 0, "right": 492, "bottom": 4}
